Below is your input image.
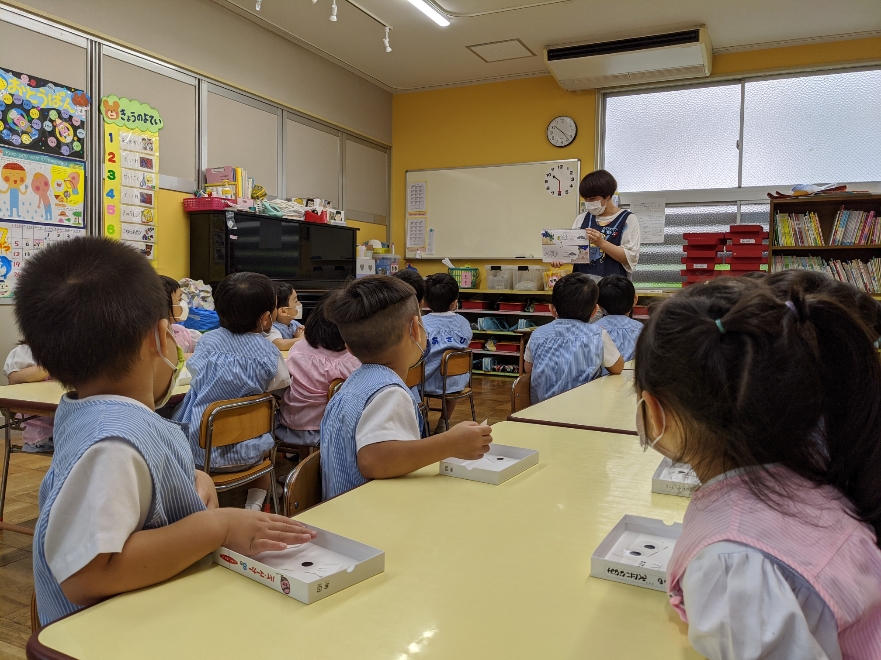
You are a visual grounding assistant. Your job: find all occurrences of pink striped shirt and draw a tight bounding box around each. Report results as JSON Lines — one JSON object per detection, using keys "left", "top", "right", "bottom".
{"left": 281, "top": 342, "right": 360, "bottom": 431}
{"left": 668, "top": 466, "right": 881, "bottom": 658}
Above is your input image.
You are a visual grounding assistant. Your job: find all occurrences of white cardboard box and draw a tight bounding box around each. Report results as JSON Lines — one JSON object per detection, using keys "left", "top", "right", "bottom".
{"left": 356, "top": 257, "right": 375, "bottom": 278}
{"left": 212, "top": 524, "right": 384, "bottom": 604}
{"left": 590, "top": 515, "right": 683, "bottom": 592}
{"left": 651, "top": 458, "right": 700, "bottom": 497}
{"left": 439, "top": 444, "right": 539, "bottom": 485}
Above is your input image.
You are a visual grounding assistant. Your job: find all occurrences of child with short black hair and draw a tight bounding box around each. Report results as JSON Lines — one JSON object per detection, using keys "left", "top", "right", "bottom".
{"left": 594, "top": 274, "right": 643, "bottom": 361}
{"left": 393, "top": 268, "right": 426, "bottom": 304}
{"left": 421, "top": 273, "right": 473, "bottom": 431}
{"left": 173, "top": 272, "right": 291, "bottom": 508}
{"left": 278, "top": 293, "right": 361, "bottom": 447}
{"left": 320, "top": 275, "right": 491, "bottom": 499}
{"left": 635, "top": 277, "right": 881, "bottom": 658}
{"left": 159, "top": 275, "right": 200, "bottom": 354}
{"left": 267, "top": 281, "right": 304, "bottom": 350}
{"left": 524, "top": 272, "right": 623, "bottom": 403}
{"left": 18, "top": 237, "right": 314, "bottom": 626}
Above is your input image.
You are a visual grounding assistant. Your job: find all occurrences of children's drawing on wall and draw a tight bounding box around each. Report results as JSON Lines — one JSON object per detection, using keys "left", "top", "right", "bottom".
{"left": 0, "top": 69, "right": 89, "bottom": 160}
{"left": 0, "top": 147, "right": 85, "bottom": 226}
{"left": 0, "top": 222, "right": 84, "bottom": 298}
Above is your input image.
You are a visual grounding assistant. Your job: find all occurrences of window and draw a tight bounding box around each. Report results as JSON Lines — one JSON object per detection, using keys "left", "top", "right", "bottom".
{"left": 344, "top": 138, "right": 388, "bottom": 225}
{"left": 285, "top": 116, "right": 340, "bottom": 205}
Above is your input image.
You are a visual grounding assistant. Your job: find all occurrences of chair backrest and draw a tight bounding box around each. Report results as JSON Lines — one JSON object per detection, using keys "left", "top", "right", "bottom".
{"left": 31, "top": 591, "right": 40, "bottom": 632}
{"left": 327, "top": 378, "right": 345, "bottom": 402}
{"left": 511, "top": 373, "right": 531, "bottom": 413}
{"left": 284, "top": 450, "right": 322, "bottom": 516}
{"left": 405, "top": 361, "right": 425, "bottom": 388}
{"left": 199, "top": 394, "right": 276, "bottom": 450}
{"left": 441, "top": 349, "right": 472, "bottom": 378}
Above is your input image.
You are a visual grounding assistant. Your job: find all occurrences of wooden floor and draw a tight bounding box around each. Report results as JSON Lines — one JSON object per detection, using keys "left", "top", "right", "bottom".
{"left": 0, "top": 375, "right": 515, "bottom": 656}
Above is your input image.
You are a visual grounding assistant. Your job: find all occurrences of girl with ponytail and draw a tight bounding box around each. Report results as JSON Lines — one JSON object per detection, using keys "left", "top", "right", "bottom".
{"left": 634, "top": 275, "right": 881, "bottom": 660}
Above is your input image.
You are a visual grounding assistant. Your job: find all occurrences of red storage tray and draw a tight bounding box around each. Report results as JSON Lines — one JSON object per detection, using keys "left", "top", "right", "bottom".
{"left": 683, "top": 232, "right": 727, "bottom": 244}
{"left": 727, "top": 224, "right": 765, "bottom": 233}
{"left": 533, "top": 303, "right": 552, "bottom": 313}
{"left": 727, "top": 233, "right": 768, "bottom": 245}
{"left": 468, "top": 340, "right": 484, "bottom": 350}
{"left": 728, "top": 244, "right": 766, "bottom": 257}
{"left": 495, "top": 342, "right": 520, "bottom": 353}
{"left": 183, "top": 197, "right": 231, "bottom": 211}
{"left": 681, "top": 257, "right": 721, "bottom": 268}
{"left": 461, "top": 300, "right": 493, "bottom": 310}
{"left": 498, "top": 302, "right": 526, "bottom": 312}
{"left": 683, "top": 245, "right": 723, "bottom": 257}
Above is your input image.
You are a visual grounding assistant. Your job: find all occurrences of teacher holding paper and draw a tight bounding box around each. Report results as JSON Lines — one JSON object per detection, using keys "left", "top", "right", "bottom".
{"left": 562, "top": 170, "right": 641, "bottom": 279}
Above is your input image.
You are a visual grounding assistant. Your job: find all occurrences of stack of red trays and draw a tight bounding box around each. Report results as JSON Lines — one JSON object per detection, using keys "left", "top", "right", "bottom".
{"left": 681, "top": 232, "right": 726, "bottom": 286}
{"left": 726, "top": 225, "right": 768, "bottom": 273}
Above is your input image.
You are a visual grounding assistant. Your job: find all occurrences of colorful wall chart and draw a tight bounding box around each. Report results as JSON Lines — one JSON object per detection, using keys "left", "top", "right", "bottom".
{"left": 0, "top": 147, "right": 85, "bottom": 227}
{"left": 0, "top": 222, "right": 84, "bottom": 298}
{"left": 101, "top": 96, "right": 160, "bottom": 260}
{"left": 0, "top": 68, "right": 89, "bottom": 160}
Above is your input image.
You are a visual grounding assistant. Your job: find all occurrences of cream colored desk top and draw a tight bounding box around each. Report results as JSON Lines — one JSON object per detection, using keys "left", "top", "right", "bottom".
{"left": 510, "top": 372, "right": 637, "bottom": 435}
{"left": 0, "top": 381, "right": 190, "bottom": 416}
{"left": 623, "top": 360, "right": 634, "bottom": 370}
{"left": 33, "top": 422, "right": 695, "bottom": 660}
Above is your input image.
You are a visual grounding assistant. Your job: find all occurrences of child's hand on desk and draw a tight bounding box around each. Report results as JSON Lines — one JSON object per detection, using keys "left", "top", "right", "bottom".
{"left": 221, "top": 509, "right": 317, "bottom": 554}
{"left": 444, "top": 421, "right": 493, "bottom": 460}
{"left": 195, "top": 470, "right": 219, "bottom": 509}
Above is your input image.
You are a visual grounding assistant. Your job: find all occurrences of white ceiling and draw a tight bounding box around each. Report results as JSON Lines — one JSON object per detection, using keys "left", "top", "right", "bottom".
{"left": 215, "top": 0, "right": 881, "bottom": 92}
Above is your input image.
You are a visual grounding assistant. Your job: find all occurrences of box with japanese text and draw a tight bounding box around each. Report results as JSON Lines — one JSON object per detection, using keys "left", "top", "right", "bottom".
{"left": 651, "top": 458, "right": 700, "bottom": 497}
{"left": 590, "top": 515, "right": 682, "bottom": 592}
{"left": 439, "top": 444, "right": 538, "bottom": 485}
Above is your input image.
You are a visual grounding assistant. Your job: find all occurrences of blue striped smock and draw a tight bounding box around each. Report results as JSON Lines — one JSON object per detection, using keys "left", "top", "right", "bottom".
{"left": 33, "top": 395, "right": 204, "bottom": 625}
{"left": 422, "top": 313, "right": 473, "bottom": 395}
{"left": 526, "top": 318, "right": 605, "bottom": 404}
{"left": 272, "top": 320, "right": 302, "bottom": 339}
{"left": 320, "top": 364, "right": 423, "bottom": 500}
{"left": 594, "top": 315, "right": 643, "bottom": 362}
{"left": 173, "top": 327, "right": 278, "bottom": 469}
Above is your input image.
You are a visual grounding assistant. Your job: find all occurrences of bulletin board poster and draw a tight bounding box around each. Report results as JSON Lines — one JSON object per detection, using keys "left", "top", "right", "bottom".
{"left": 0, "top": 68, "right": 89, "bottom": 160}
{"left": 101, "top": 96, "right": 160, "bottom": 261}
{"left": 0, "top": 147, "right": 85, "bottom": 227}
{"left": 0, "top": 222, "right": 85, "bottom": 298}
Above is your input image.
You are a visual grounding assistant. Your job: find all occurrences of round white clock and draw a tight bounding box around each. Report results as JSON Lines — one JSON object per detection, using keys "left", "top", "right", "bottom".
{"left": 547, "top": 116, "right": 577, "bottom": 147}
{"left": 544, "top": 163, "right": 577, "bottom": 197}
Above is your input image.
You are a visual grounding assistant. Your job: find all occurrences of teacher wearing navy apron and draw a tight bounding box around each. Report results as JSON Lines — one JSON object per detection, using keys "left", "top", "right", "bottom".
{"left": 570, "top": 170, "right": 641, "bottom": 280}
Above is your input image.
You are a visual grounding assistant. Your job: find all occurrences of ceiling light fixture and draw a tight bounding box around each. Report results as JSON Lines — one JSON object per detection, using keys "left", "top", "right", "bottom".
{"left": 406, "top": 0, "right": 450, "bottom": 26}
{"left": 330, "top": 0, "right": 337, "bottom": 21}
{"left": 383, "top": 26, "right": 392, "bottom": 52}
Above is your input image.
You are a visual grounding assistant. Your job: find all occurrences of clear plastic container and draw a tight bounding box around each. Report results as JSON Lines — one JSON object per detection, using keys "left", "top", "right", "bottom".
{"left": 484, "top": 266, "right": 514, "bottom": 290}
{"left": 513, "top": 266, "right": 546, "bottom": 291}
{"left": 373, "top": 254, "right": 400, "bottom": 276}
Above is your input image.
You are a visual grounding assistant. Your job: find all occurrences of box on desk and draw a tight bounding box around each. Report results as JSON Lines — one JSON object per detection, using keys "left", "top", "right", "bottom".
{"left": 212, "top": 525, "right": 384, "bottom": 604}
{"left": 439, "top": 444, "right": 538, "bottom": 485}
{"left": 591, "top": 515, "right": 682, "bottom": 592}
{"left": 651, "top": 458, "right": 700, "bottom": 497}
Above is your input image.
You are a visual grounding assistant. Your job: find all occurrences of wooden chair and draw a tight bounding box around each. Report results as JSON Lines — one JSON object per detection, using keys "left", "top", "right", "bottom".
{"left": 425, "top": 349, "right": 476, "bottom": 433}
{"left": 31, "top": 592, "right": 40, "bottom": 632}
{"left": 327, "top": 378, "right": 345, "bottom": 402}
{"left": 199, "top": 394, "right": 279, "bottom": 513}
{"left": 283, "top": 450, "right": 322, "bottom": 517}
{"left": 406, "top": 360, "right": 430, "bottom": 436}
{"left": 511, "top": 373, "right": 532, "bottom": 413}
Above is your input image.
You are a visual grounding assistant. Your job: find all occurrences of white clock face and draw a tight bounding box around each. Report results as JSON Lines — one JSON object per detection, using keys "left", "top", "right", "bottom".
{"left": 545, "top": 164, "right": 577, "bottom": 197}
{"left": 547, "top": 116, "right": 577, "bottom": 147}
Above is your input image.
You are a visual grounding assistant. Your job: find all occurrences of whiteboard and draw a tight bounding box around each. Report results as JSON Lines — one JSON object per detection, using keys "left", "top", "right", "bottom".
{"left": 406, "top": 160, "right": 580, "bottom": 259}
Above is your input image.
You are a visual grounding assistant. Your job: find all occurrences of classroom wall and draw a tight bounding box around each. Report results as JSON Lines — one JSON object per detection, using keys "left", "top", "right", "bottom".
{"left": 154, "top": 190, "right": 191, "bottom": 281}
{"left": 391, "top": 35, "right": 881, "bottom": 280}
{"left": 347, "top": 219, "right": 387, "bottom": 245}
{"left": 7, "top": 0, "right": 392, "bottom": 144}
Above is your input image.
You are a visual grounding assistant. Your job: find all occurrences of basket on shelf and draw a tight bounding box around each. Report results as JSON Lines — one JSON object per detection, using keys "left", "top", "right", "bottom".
{"left": 183, "top": 197, "right": 233, "bottom": 212}
{"left": 448, "top": 266, "right": 480, "bottom": 289}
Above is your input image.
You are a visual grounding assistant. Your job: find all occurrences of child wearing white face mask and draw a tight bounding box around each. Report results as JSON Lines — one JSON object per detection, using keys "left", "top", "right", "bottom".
{"left": 267, "top": 282, "right": 305, "bottom": 351}
{"left": 160, "top": 275, "right": 200, "bottom": 355}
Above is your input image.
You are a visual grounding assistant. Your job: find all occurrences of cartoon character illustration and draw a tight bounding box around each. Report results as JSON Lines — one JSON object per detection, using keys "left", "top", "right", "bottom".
{"left": 32, "top": 172, "right": 53, "bottom": 222}
{"left": 54, "top": 121, "right": 73, "bottom": 143}
{"left": 0, "top": 278, "right": 10, "bottom": 298}
{"left": 141, "top": 209, "right": 154, "bottom": 224}
{"left": 102, "top": 99, "right": 120, "bottom": 121}
{"left": 0, "top": 162, "right": 28, "bottom": 218}
{"left": 7, "top": 107, "right": 29, "bottom": 132}
{"left": 0, "top": 255, "right": 12, "bottom": 282}
{"left": 66, "top": 171, "right": 81, "bottom": 195}
{"left": 280, "top": 576, "right": 291, "bottom": 595}
{"left": 72, "top": 90, "right": 90, "bottom": 108}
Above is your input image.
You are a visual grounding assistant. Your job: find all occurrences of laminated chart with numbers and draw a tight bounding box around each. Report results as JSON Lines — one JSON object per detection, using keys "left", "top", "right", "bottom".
{"left": 0, "top": 222, "right": 84, "bottom": 298}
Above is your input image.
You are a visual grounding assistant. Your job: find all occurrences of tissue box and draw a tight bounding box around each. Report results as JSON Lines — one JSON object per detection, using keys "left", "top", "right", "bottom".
{"left": 591, "top": 515, "right": 683, "bottom": 592}
{"left": 356, "top": 258, "right": 375, "bottom": 278}
{"left": 439, "top": 444, "right": 538, "bottom": 485}
{"left": 213, "top": 525, "right": 384, "bottom": 604}
{"left": 651, "top": 458, "right": 700, "bottom": 497}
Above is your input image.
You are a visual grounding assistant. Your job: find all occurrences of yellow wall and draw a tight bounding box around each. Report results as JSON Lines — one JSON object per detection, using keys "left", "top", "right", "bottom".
{"left": 154, "top": 189, "right": 190, "bottom": 280}
{"left": 391, "top": 36, "right": 881, "bottom": 278}
{"left": 347, "top": 219, "right": 388, "bottom": 245}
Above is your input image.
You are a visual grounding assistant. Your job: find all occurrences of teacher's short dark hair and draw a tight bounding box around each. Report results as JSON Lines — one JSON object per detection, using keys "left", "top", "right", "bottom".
{"left": 552, "top": 272, "right": 599, "bottom": 323}
{"left": 424, "top": 273, "right": 459, "bottom": 313}
{"left": 14, "top": 236, "right": 169, "bottom": 389}
{"left": 214, "top": 272, "right": 276, "bottom": 334}
{"left": 579, "top": 169, "right": 617, "bottom": 200}
{"left": 598, "top": 275, "right": 636, "bottom": 316}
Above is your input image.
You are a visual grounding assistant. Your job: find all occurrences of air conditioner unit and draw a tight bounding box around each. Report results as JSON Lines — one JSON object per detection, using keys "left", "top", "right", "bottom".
{"left": 545, "top": 26, "right": 712, "bottom": 91}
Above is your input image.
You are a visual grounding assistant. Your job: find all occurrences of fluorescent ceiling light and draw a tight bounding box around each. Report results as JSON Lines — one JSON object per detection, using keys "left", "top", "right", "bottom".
{"left": 406, "top": 0, "right": 450, "bottom": 26}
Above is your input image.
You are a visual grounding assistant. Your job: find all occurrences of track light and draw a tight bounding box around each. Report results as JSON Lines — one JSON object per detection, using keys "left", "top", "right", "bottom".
{"left": 383, "top": 26, "right": 391, "bottom": 52}
{"left": 255, "top": 0, "right": 261, "bottom": 9}
{"left": 330, "top": 0, "right": 337, "bottom": 21}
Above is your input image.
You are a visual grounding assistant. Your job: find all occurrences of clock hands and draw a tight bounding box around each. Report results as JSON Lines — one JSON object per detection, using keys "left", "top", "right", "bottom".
{"left": 553, "top": 125, "right": 568, "bottom": 139}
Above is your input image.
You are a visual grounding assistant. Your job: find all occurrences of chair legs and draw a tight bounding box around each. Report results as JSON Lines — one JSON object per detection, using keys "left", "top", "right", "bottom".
{"left": 469, "top": 391, "right": 476, "bottom": 423}
{"left": 1, "top": 411, "right": 12, "bottom": 522}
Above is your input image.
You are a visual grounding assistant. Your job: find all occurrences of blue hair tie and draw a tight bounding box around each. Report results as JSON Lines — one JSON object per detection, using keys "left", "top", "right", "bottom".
{"left": 715, "top": 319, "right": 726, "bottom": 334}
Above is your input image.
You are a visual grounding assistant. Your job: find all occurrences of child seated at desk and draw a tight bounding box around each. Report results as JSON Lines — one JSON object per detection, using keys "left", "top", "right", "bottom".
{"left": 4, "top": 343, "right": 53, "bottom": 452}
{"left": 17, "top": 237, "right": 314, "bottom": 626}
{"left": 277, "top": 293, "right": 360, "bottom": 448}
{"left": 160, "top": 275, "right": 200, "bottom": 355}
{"left": 635, "top": 277, "right": 881, "bottom": 659}
{"left": 319, "top": 275, "right": 492, "bottom": 500}
{"left": 593, "top": 274, "right": 643, "bottom": 362}
{"left": 422, "top": 273, "right": 473, "bottom": 432}
{"left": 266, "top": 282, "right": 304, "bottom": 351}
{"left": 524, "top": 272, "right": 623, "bottom": 403}
{"left": 173, "top": 272, "right": 291, "bottom": 510}
{"left": 393, "top": 268, "right": 426, "bottom": 306}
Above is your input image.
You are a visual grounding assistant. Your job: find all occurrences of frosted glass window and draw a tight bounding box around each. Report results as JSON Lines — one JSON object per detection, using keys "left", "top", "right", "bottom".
{"left": 605, "top": 85, "right": 741, "bottom": 192}
{"left": 285, "top": 119, "right": 339, "bottom": 204}
{"left": 207, "top": 92, "right": 278, "bottom": 195}
{"left": 742, "top": 70, "right": 881, "bottom": 187}
{"left": 345, "top": 139, "right": 388, "bottom": 222}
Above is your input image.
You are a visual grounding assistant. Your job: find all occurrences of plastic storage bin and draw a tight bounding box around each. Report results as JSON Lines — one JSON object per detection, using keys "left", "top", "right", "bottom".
{"left": 512, "top": 266, "right": 546, "bottom": 291}
{"left": 449, "top": 267, "right": 480, "bottom": 289}
{"left": 485, "top": 266, "right": 514, "bottom": 290}
{"left": 498, "top": 302, "right": 526, "bottom": 312}
{"left": 460, "top": 300, "right": 493, "bottom": 310}
{"left": 373, "top": 254, "right": 400, "bottom": 276}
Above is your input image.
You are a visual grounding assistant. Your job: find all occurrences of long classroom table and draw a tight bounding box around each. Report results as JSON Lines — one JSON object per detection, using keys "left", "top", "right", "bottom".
{"left": 509, "top": 371, "right": 637, "bottom": 435}
{"left": 29, "top": 421, "right": 696, "bottom": 660}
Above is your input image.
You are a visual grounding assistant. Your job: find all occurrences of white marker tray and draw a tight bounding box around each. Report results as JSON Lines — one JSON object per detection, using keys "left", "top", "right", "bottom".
{"left": 439, "top": 444, "right": 539, "bottom": 485}
{"left": 213, "top": 524, "right": 384, "bottom": 604}
{"left": 591, "top": 515, "right": 683, "bottom": 592}
{"left": 651, "top": 458, "right": 700, "bottom": 497}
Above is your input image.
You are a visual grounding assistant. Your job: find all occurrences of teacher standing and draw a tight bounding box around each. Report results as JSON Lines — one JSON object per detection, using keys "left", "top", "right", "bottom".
{"left": 569, "top": 170, "right": 641, "bottom": 279}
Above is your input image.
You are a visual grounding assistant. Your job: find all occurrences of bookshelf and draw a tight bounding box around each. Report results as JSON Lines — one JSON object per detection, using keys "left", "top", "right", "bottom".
{"left": 769, "top": 194, "right": 881, "bottom": 293}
